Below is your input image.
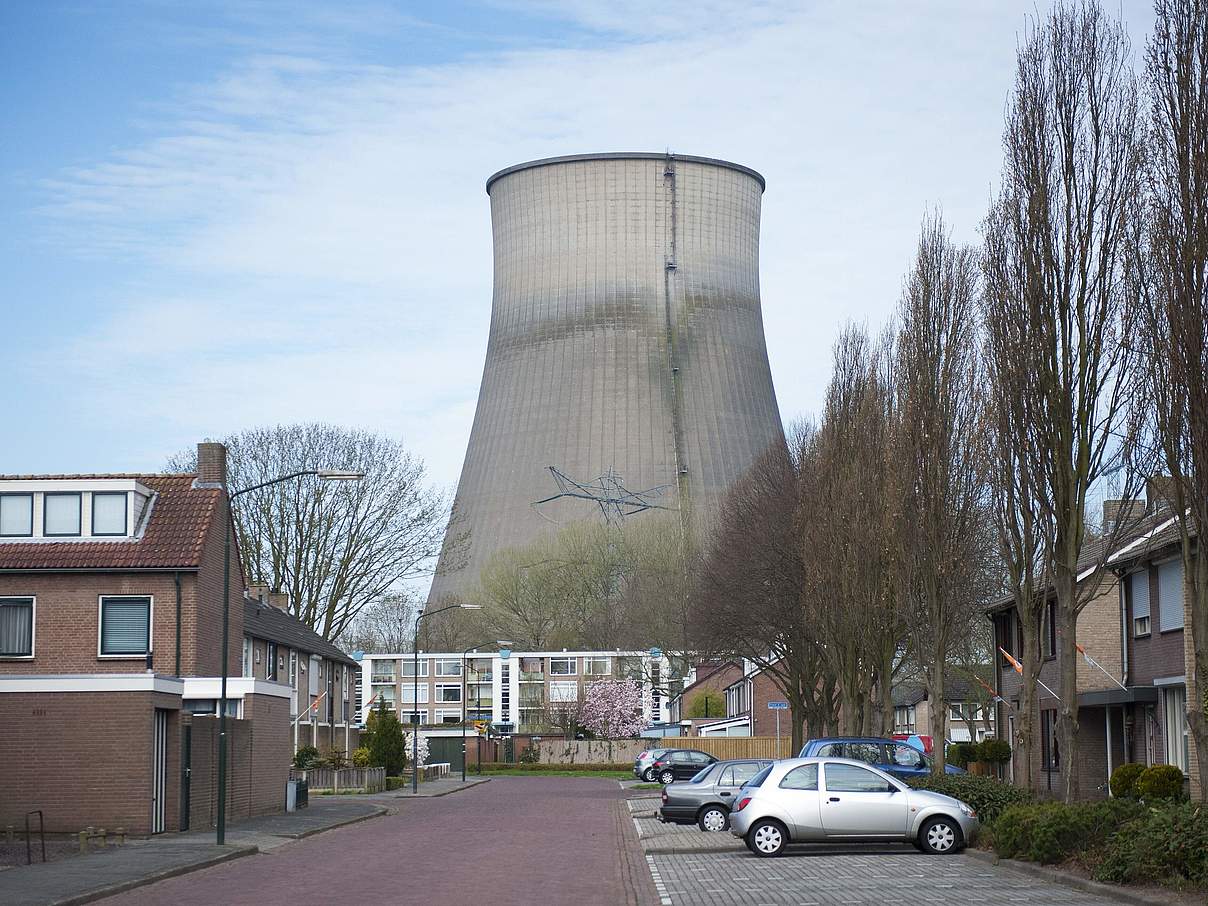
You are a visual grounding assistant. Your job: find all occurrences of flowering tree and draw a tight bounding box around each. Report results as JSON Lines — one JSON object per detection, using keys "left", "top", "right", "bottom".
{"left": 404, "top": 730, "right": 429, "bottom": 767}
{"left": 580, "top": 679, "right": 647, "bottom": 739}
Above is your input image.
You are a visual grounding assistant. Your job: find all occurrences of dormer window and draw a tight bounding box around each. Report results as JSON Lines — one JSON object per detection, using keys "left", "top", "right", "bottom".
{"left": 92, "top": 492, "right": 128, "bottom": 536}
{"left": 0, "top": 494, "right": 33, "bottom": 537}
{"left": 44, "top": 493, "right": 82, "bottom": 537}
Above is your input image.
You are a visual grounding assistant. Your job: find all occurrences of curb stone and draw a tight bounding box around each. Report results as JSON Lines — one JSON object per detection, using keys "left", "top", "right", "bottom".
{"left": 45, "top": 845, "right": 257, "bottom": 906}
{"left": 963, "top": 848, "right": 1178, "bottom": 906}
{"left": 278, "top": 806, "right": 388, "bottom": 838}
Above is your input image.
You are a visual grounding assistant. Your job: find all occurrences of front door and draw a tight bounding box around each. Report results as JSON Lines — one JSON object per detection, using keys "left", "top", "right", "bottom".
{"left": 820, "top": 763, "right": 908, "bottom": 836}
{"left": 151, "top": 709, "right": 168, "bottom": 834}
{"left": 180, "top": 724, "right": 191, "bottom": 831}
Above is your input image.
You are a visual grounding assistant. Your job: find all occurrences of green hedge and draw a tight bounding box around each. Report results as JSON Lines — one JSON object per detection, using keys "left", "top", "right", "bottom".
{"left": 477, "top": 761, "right": 631, "bottom": 772}
{"left": 993, "top": 799, "right": 1146, "bottom": 865}
{"left": 1136, "top": 764, "right": 1185, "bottom": 801}
{"left": 1093, "top": 802, "right": 1208, "bottom": 886}
{"left": 908, "top": 773, "right": 1032, "bottom": 824}
{"left": 385, "top": 776, "right": 406, "bottom": 790}
{"left": 1109, "top": 763, "right": 1146, "bottom": 799}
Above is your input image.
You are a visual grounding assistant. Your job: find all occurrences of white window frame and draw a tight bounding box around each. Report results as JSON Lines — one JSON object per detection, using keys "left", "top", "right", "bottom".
{"left": 549, "top": 657, "right": 576, "bottom": 676}
{"left": 435, "top": 683, "right": 462, "bottom": 703}
{"left": 434, "top": 659, "right": 462, "bottom": 677}
{"left": 400, "top": 659, "right": 429, "bottom": 678}
{"left": 400, "top": 684, "right": 430, "bottom": 704}
{"left": 583, "top": 656, "right": 610, "bottom": 676}
{"left": 549, "top": 681, "right": 579, "bottom": 703}
{"left": 435, "top": 708, "right": 464, "bottom": 724}
{"left": 1130, "top": 570, "right": 1151, "bottom": 637}
{"left": 242, "top": 637, "right": 253, "bottom": 677}
{"left": 1162, "top": 684, "right": 1189, "bottom": 773}
{"left": 97, "top": 595, "right": 153, "bottom": 658}
{"left": 0, "top": 596, "right": 35, "bottom": 659}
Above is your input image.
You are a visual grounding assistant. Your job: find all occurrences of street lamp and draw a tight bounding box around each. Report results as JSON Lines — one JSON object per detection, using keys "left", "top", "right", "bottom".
{"left": 217, "top": 467, "right": 363, "bottom": 845}
{"left": 412, "top": 603, "right": 481, "bottom": 792}
{"left": 461, "top": 640, "right": 512, "bottom": 782}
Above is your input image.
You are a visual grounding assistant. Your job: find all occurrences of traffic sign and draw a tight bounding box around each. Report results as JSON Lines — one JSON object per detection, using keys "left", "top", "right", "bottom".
{"left": 767, "top": 701, "right": 789, "bottom": 710}
{"left": 473, "top": 720, "right": 489, "bottom": 736}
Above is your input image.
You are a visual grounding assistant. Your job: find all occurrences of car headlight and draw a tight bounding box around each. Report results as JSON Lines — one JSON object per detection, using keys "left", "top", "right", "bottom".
{"left": 958, "top": 802, "right": 976, "bottom": 818}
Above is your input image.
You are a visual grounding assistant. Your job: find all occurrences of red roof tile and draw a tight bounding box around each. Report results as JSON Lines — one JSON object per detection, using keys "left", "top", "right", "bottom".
{"left": 0, "top": 474, "right": 223, "bottom": 571}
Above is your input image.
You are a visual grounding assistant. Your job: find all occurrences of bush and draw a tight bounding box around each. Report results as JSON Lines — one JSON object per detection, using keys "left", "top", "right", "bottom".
{"left": 993, "top": 799, "right": 1146, "bottom": 865}
{"left": 367, "top": 700, "right": 408, "bottom": 775}
{"left": 1109, "top": 763, "right": 1146, "bottom": 799}
{"left": 292, "top": 745, "right": 322, "bottom": 770}
{"left": 1136, "top": 764, "right": 1185, "bottom": 801}
{"left": 977, "top": 738, "right": 1011, "bottom": 764}
{"left": 947, "top": 742, "right": 976, "bottom": 768}
{"left": 385, "top": 776, "right": 407, "bottom": 791}
{"left": 518, "top": 743, "right": 541, "bottom": 764}
{"left": 908, "top": 773, "right": 1032, "bottom": 825}
{"left": 351, "top": 746, "right": 372, "bottom": 768}
{"left": 1093, "top": 802, "right": 1208, "bottom": 886}
{"left": 324, "top": 748, "right": 349, "bottom": 770}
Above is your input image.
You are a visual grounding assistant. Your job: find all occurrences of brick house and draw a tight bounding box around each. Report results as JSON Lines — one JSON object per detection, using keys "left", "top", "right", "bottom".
{"left": 0, "top": 444, "right": 291, "bottom": 835}
{"left": 989, "top": 501, "right": 1202, "bottom": 800}
{"left": 241, "top": 588, "right": 360, "bottom": 757}
{"left": 891, "top": 670, "right": 998, "bottom": 744}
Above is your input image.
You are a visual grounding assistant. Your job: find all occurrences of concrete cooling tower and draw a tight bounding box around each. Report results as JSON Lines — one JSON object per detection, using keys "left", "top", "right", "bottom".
{"left": 427, "top": 152, "right": 783, "bottom": 607}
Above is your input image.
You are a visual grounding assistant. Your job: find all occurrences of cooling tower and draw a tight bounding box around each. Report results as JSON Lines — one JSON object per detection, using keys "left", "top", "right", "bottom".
{"left": 427, "top": 152, "right": 783, "bottom": 607}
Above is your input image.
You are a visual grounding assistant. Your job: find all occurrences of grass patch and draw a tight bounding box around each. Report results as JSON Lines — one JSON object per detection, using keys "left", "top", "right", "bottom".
{"left": 631, "top": 783, "right": 664, "bottom": 790}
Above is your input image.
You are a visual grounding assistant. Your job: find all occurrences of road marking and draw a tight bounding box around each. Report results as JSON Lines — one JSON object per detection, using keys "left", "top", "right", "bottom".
{"left": 645, "top": 855, "right": 673, "bottom": 906}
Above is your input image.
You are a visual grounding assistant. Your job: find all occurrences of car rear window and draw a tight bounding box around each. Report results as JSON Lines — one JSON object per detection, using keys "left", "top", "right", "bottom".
{"left": 743, "top": 764, "right": 774, "bottom": 789}
{"left": 689, "top": 765, "right": 715, "bottom": 783}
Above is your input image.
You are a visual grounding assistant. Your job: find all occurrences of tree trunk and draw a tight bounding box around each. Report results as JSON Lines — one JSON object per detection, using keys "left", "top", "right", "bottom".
{"left": 1188, "top": 544, "right": 1208, "bottom": 802}
{"left": 1015, "top": 610, "right": 1040, "bottom": 792}
{"left": 1056, "top": 572, "right": 1081, "bottom": 803}
{"left": 928, "top": 655, "right": 947, "bottom": 775}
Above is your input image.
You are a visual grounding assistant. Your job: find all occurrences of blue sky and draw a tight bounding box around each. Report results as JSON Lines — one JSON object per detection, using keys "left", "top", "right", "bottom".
{"left": 1, "top": 0, "right": 1156, "bottom": 489}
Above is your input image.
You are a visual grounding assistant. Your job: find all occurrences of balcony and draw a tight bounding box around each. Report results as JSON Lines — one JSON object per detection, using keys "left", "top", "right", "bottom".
{"left": 466, "top": 670, "right": 493, "bottom": 684}
{"left": 519, "top": 669, "right": 545, "bottom": 682}
{"left": 370, "top": 673, "right": 396, "bottom": 684}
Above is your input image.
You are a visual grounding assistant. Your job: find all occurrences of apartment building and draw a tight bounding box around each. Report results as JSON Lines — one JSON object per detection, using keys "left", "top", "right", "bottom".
{"left": 357, "top": 649, "right": 674, "bottom": 731}
{"left": 0, "top": 444, "right": 290, "bottom": 835}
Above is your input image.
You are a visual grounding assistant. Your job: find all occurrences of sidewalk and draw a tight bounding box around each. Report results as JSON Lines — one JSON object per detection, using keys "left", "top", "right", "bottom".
{"left": 0, "top": 799, "right": 385, "bottom": 906}
{"left": 356, "top": 776, "right": 491, "bottom": 800}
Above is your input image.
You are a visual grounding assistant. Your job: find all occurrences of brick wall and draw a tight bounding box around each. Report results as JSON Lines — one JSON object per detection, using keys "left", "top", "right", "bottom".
{"left": 186, "top": 703, "right": 288, "bottom": 828}
{"left": 192, "top": 502, "right": 243, "bottom": 678}
{"left": 0, "top": 691, "right": 173, "bottom": 834}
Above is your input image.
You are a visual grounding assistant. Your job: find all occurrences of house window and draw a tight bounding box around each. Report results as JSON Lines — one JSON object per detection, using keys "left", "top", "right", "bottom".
{"left": 549, "top": 681, "right": 579, "bottom": 703}
{"left": 1040, "top": 709, "right": 1060, "bottom": 771}
{"left": 1162, "top": 685, "right": 1189, "bottom": 773}
{"left": 549, "top": 657, "right": 576, "bottom": 676}
{"left": 1130, "top": 570, "right": 1150, "bottom": 636}
{"left": 400, "top": 659, "right": 429, "bottom": 678}
{"left": 894, "top": 705, "right": 916, "bottom": 733}
{"left": 435, "top": 683, "right": 462, "bottom": 703}
{"left": 0, "top": 494, "right": 33, "bottom": 537}
{"left": 400, "top": 685, "right": 429, "bottom": 704}
{"left": 1042, "top": 602, "right": 1056, "bottom": 659}
{"left": 435, "top": 709, "right": 463, "bottom": 724}
{"left": 91, "top": 492, "right": 128, "bottom": 536}
{"left": 99, "top": 596, "right": 151, "bottom": 656}
{"left": 44, "top": 492, "right": 82, "bottom": 536}
{"left": 371, "top": 660, "right": 397, "bottom": 683}
{"left": 950, "top": 702, "right": 983, "bottom": 722}
{"left": 434, "top": 659, "right": 462, "bottom": 677}
{"left": 725, "top": 682, "right": 749, "bottom": 717}
{"left": 0, "top": 597, "right": 34, "bottom": 657}
{"left": 583, "top": 657, "right": 610, "bottom": 675}
{"left": 242, "top": 638, "right": 252, "bottom": 677}
{"left": 1157, "top": 560, "right": 1184, "bottom": 632}
{"left": 266, "top": 641, "right": 279, "bottom": 681}
{"left": 519, "top": 656, "right": 544, "bottom": 679}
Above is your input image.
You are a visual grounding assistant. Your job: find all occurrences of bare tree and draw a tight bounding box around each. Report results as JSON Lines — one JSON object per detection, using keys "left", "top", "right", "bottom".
{"left": 983, "top": 1, "right": 1145, "bottom": 801}
{"left": 1139, "top": 0, "right": 1208, "bottom": 800}
{"left": 170, "top": 424, "right": 450, "bottom": 640}
{"left": 894, "top": 213, "right": 991, "bottom": 773}
{"left": 339, "top": 590, "right": 418, "bottom": 653}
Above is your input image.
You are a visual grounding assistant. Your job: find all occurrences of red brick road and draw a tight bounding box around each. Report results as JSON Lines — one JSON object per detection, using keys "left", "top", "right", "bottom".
{"left": 98, "top": 777, "right": 657, "bottom": 906}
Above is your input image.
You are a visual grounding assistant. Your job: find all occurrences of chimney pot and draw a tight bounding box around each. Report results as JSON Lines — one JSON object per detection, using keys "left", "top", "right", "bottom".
{"left": 196, "top": 442, "right": 227, "bottom": 486}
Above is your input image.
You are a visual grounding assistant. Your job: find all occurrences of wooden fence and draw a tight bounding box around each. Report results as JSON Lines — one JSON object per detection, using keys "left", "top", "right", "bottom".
{"left": 538, "top": 736, "right": 794, "bottom": 765}
{"left": 296, "top": 767, "right": 386, "bottom": 792}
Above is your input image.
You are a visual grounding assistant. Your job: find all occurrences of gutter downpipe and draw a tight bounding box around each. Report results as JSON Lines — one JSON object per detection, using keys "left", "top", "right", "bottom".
{"left": 174, "top": 571, "right": 182, "bottom": 676}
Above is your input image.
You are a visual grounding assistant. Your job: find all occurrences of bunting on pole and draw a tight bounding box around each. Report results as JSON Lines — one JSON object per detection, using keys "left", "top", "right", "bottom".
{"left": 997, "top": 647, "right": 1062, "bottom": 702}
{"left": 1075, "top": 643, "right": 1129, "bottom": 691}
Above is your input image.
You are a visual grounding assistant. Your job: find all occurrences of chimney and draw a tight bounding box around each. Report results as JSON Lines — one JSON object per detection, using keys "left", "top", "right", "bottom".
{"left": 267, "top": 591, "right": 290, "bottom": 612}
{"left": 196, "top": 442, "right": 227, "bottom": 486}
{"left": 1146, "top": 475, "right": 1176, "bottom": 512}
{"left": 1103, "top": 498, "right": 1142, "bottom": 534}
{"left": 248, "top": 584, "right": 270, "bottom": 604}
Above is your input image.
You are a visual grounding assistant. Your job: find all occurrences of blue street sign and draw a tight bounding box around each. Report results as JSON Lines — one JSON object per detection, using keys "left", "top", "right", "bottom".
{"left": 767, "top": 701, "right": 789, "bottom": 710}
{"left": 499, "top": 648, "right": 512, "bottom": 660}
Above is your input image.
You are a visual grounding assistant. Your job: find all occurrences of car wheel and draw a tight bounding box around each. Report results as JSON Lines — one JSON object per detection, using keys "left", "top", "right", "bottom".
{"left": 642, "top": 767, "right": 656, "bottom": 782}
{"left": 747, "top": 819, "right": 788, "bottom": 857}
{"left": 659, "top": 769, "right": 675, "bottom": 785}
{"left": 697, "top": 806, "right": 729, "bottom": 832}
{"left": 918, "top": 817, "right": 962, "bottom": 855}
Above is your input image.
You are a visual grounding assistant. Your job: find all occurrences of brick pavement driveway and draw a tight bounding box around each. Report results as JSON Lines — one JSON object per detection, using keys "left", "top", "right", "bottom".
{"left": 96, "top": 777, "right": 658, "bottom": 906}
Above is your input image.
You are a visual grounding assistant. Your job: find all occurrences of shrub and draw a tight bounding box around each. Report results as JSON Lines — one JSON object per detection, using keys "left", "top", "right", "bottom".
{"left": 1093, "top": 802, "right": 1208, "bottom": 886}
{"left": 292, "top": 745, "right": 322, "bottom": 770}
{"left": 993, "top": 799, "right": 1146, "bottom": 865}
{"left": 977, "top": 738, "right": 1011, "bottom": 764}
{"left": 1136, "top": 764, "right": 1185, "bottom": 801}
{"left": 1109, "top": 763, "right": 1146, "bottom": 799}
{"left": 351, "top": 746, "right": 372, "bottom": 768}
{"left": 518, "top": 743, "right": 541, "bottom": 764}
{"left": 367, "top": 701, "right": 408, "bottom": 775}
{"left": 384, "top": 776, "right": 407, "bottom": 791}
{"left": 324, "top": 748, "right": 349, "bottom": 770}
{"left": 908, "top": 773, "right": 1032, "bottom": 824}
{"left": 947, "top": 742, "right": 975, "bottom": 768}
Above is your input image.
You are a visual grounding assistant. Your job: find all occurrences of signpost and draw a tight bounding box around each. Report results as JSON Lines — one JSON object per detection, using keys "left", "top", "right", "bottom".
{"left": 768, "top": 701, "right": 789, "bottom": 752}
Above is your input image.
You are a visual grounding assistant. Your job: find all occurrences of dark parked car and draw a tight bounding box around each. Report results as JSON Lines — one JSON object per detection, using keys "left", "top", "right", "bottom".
{"left": 633, "top": 748, "right": 671, "bottom": 782}
{"left": 651, "top": 749, "right": 717, "bottom": 783}
{"left": 797, "top": 737, "right": 965, "bottom": 781}
{"left": 658, "top": 759, "right": 774, "bottom": 831}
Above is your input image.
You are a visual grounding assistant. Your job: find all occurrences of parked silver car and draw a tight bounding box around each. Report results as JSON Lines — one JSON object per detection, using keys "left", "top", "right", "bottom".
{"left": 728, "top": 757, "right": 979, "bottom": 857}
{"left": 633, "top": 747, "right": 671, "bottom": 782}
{"left": 658, "top": 759, "right": 774, "bottom": 831}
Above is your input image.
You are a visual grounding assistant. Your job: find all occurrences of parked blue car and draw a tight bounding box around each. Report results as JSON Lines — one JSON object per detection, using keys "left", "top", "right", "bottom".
{"left": 797, "top": 737, "right": 966, "bottom": 781}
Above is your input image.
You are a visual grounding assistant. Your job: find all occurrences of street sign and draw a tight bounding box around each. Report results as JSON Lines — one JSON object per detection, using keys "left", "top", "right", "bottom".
{"left": 767, "top": 701, "right": 789, "bottom": 710}
{"left": 473, "top": 720, "right": 489, "bottom": 736}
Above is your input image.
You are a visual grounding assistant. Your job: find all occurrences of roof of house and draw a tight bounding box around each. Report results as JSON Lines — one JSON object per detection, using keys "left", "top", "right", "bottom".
{"left": 893, "top": 667, "right": 994, "bottom": 707}
{"left": 243, "top": 597, "right": 358, "bottom": 667}
{"left": 676, "top": 660, "right": 743, "bottom": 701}
{"left": 0, "top": 474, "right": 223, "bottom": 571}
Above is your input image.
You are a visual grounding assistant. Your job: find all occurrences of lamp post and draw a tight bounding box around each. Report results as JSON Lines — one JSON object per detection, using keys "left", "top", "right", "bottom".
{"left": 461, "top": 640, "right": 512, "bottom": 782}
{"left": 217, "top": 468, "right": 362, "bottom": 845}
{"left": 412, "top": 603, "right": 480, "bottom": 792}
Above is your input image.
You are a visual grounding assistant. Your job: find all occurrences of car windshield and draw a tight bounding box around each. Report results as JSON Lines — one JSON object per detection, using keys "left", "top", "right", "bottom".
{"left": 688, "top": 765, "right": 714, "bottom": 783}
{"left": 742, "top": 764, "right": 774, "bottom": 789}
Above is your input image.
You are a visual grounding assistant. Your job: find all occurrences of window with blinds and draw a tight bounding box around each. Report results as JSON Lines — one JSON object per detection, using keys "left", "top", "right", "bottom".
{"left": 1130, "top": 570, "right": 1150, "bottom": 636}
{"left": 0, "top": 598, "right": 34, "bottom": 657}
{"left": 99, "top": 596, "right": 151, "bottom": 656}
{"left": 1157, "top": 560, "right": 1184, "bottom": 632}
